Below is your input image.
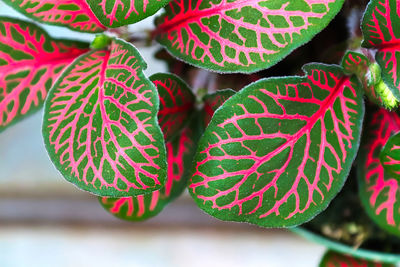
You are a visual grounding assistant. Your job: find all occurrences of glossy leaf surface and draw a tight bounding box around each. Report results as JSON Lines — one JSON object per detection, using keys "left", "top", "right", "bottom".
{"left": 319, "top": 250, "right": 394, "bottom": 267}
{"left": 155, "top": 0, "right": 344, "bottom": 73}
{"left": 150, "top": 73, "right": 195, "bottom": 141}
{"left": 358, "top": 108, "right": 400, "bottom": 236}
{"left": 361, "top": 0, "right": 400, "bottom": 99}
{"left": 202, "top": 89, "right": 235, "bottom": 128}
{"left": 0, "top": 17, "right": 89, "bottom": 132}
{"left": 190, "top": 64, "right": 364, "bottom": 227}
{"left": 2, "top": 0, "right": 106, "bottom": 33}
{"left": 43, "top": 38, "right": 166, "bottom": 197}
{"left": 100, "top": 125, "right": 197, "bottom": 221}
{"left": 87, "top": 0, "right": 170, "bottom": 28}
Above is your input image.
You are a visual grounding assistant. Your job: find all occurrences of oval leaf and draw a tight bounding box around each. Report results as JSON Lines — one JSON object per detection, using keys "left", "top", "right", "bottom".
{"left": 150, "top": 73, "right": 195, "bottom": 141}
{"left": 43, "top": 38, "right": 166, "bottom": 197}
{"left": 2, "top": 0, "right": 106, "bottom": 33}
{"left": 357, "top": 108, "right": 400, "bottom": 237}
{"left": 100, "top": 124, "right": 197, "bottom": 221}
{"left": 155, "top": 0, "right": 345, "bottom": 73}
{"left": 380, "top": 131, "right": 400, "bottom": 176}
{"left": 189, "top": 64, "right": 364, "bottom": 227}
{"left": 202, "top": 89, "right": 235, "bottom": 128}
{"left": 0, "top": 17, "right": 89, "bottom": 132}
{"left": 319, "top": 250, "right": 395, "bottom": 267}
{"left": 87, "top": 0, "right": 171, "bottom": 28}
{"left": 361, "top": 0, "right": 400, "bottom": 100}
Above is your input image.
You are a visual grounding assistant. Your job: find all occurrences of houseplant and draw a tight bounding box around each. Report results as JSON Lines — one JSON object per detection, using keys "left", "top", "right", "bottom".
{"left": 1, "top": 0, "right": 400, "bottom": 265}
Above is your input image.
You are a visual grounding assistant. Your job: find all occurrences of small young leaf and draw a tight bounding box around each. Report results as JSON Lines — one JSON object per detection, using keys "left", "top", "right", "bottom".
{"left": 380, "top": 131, "right": 400, "bottom": 176}
{"left": 2, "top": 0, "right": 106, "bottom": 33}
{"left": 341, "top": 51, "right": 369, "bottom": 77}
{"left": 319, "top": 250, "right": 395, "bottom": 267}
{"left": 202, "top": 89, "right": 235, "bottom": 128}
{"left": 361, "top": 0, "right": 400, "bottom": 100}
{"left": 357, "top": 108, "right": 400, "bottom": 237}
{"left": 99, "top": 124, "right": 197, "bottom": 221}
{"left": 87, "top": 0, "right": 171, "bottom": 28}
{"left": 190, "top": 64, "right": 364, "bottom": 227}
{"left": 0, "top": 17, "right": 89, "bottom": 132}
{"left": 155, "top": 0, "right": 345, "bottom": 73}
{"left": 43, "top": 38, "right": 166, "bottom": 197}
{"left": 150, "top": 73, "right": 195, "bottom": 141}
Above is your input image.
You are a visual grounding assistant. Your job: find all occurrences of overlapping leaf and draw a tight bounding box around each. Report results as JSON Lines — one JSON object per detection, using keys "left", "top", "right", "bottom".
{"left": 361, "top": 0, "right": 400, "bottom": 100}
{"left": 357, "top": 108, "right": 400, "bottom": 236}
{"left": 87, "top": 0, "right": 171, "bottom": 28}
{"left": 100, "top": 124, "right": 197, "bottom": 221}
{"left": 2, "top": 0, "right": 106, "bottom": 33}
{"left": 43, "top": 38, "right": 166, "bottom": 197}
{"left": 319, "top": 250, "right": 394, "bottom": 267}
{"left": 202, "top": 89, "right": 235, "bottom": 128}
{"left": 150, "top": 73, "right": 195, "bottom": 141}
{"left": 155, "top": 0, "right": 345, "bottom": 73}
{"left": 190, "top": 64, "right": 364, "bottom": 227}
{"left": 0, "top": 17, "right": 89, "bottom": 132}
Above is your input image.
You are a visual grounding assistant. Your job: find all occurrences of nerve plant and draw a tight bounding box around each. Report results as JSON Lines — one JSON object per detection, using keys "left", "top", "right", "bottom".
{"left": 1, "top": 0, "right": 400, "bottom": 264}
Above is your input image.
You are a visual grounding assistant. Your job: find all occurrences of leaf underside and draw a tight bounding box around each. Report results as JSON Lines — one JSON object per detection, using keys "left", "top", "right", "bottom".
{"left": 190, "top": 63, "right": 364, "bottom": 227}
{"left": 361, "top": 0, "right": 400, "bottom": 99}
{"left": 2, "top": 0, "right": 106, "bottom": 33}
{"left": 100, "top": 124, "right": 197, "bottom": 221}
{"left": 87, "top": 0, "right": 171, "bottom": 28}
{"left": 150, "top": 72, "right": 196, "bottom": 142}
{"left": 319, "top": 250, "right": 394, "bottom": 267}
{"left": 357, "top": 108, "right": 400, "bottom": 237}
{"left": 156, "top": 0, "right": 345, "bottom": 73}
{"left": 43, "top": 38, "right": 167, "bottom": 197}
{"left": 0, "top": 16, "right": 89, "bottom": 132}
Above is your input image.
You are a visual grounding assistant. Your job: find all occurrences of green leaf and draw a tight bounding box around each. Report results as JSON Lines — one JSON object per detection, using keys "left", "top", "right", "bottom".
{"left": 2, "top": 0, "right": 106, "bottom": 33}
{"left": 155, "top": 0, "right": 345, "bottom": 73}
{"left": 361, "top": 0, "right": 400, "bottom": 101}
{"left": 189, "top": 63, "right": 364, "bottom": 227}
{"left": 99, "top": 117, "right": 200, "bottom": 221}
{"left": 357, "top": 107, "right": 400, "bottom": 237}
{"left": 42, "top": 38, "right": 167, "bottom": 197}
{"left": 87, "top": 0, "right": 171, "bottom": 28}
{"left": 0, "top": 16, "right": 89, "bottom": 132}
{"left": 150, "top": 73, "right": 196, "bottom": 141}
{"left": 380, "top": 131, "right": 400, "bottom": 177}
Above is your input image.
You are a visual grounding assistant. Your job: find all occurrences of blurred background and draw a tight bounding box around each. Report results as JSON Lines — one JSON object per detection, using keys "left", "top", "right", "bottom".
{"left": 0, "top": 2, "right": 326, "bottom": 266}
